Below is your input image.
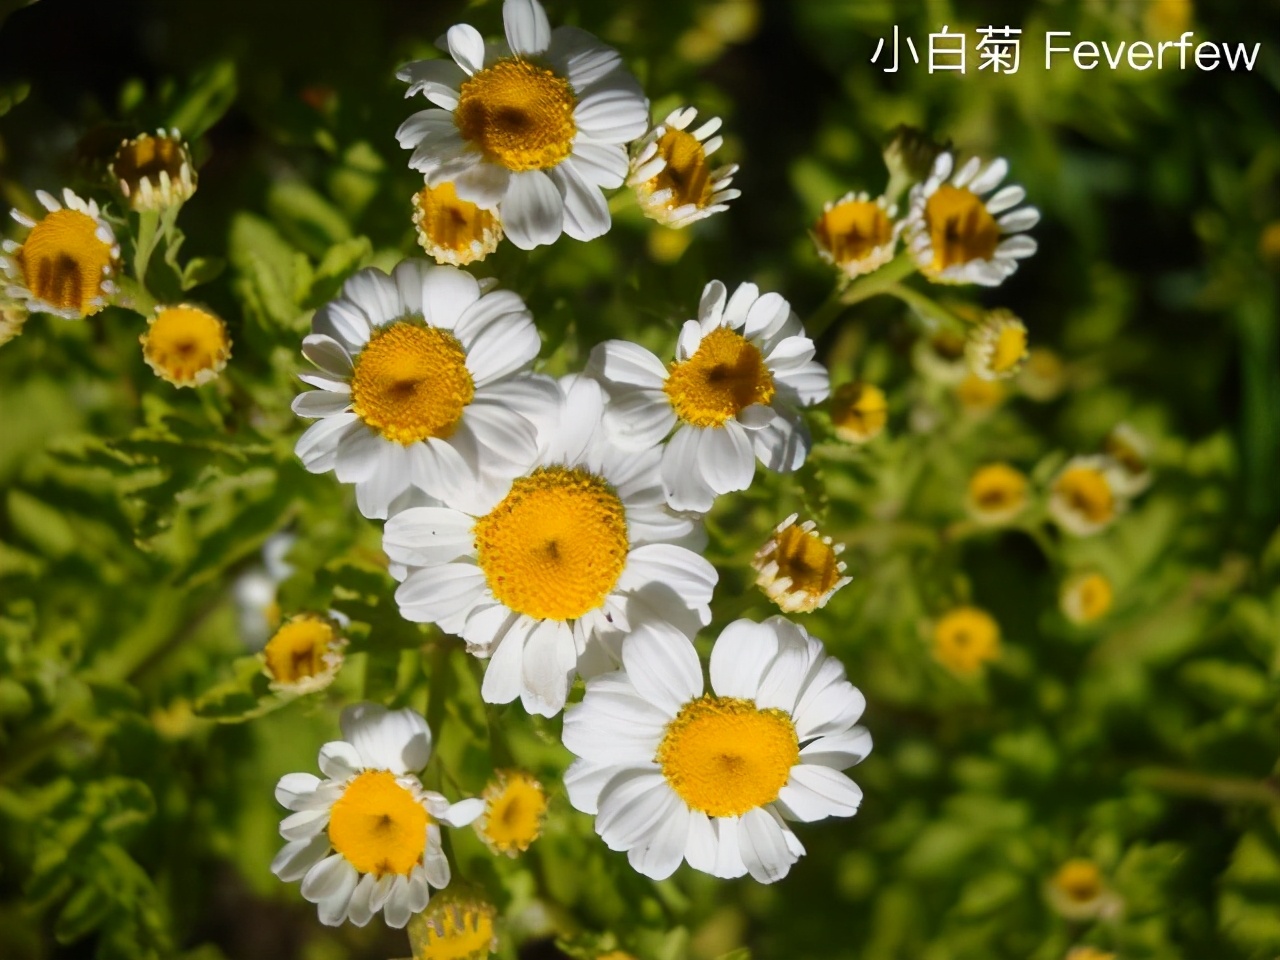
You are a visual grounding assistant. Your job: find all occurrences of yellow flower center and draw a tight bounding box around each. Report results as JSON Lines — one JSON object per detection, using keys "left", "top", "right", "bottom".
{"left": 1053, "top": 859, "right": 1104, "bottom": 903}
{"left": 968, "top": 464, "right": 1027, "bottom": 514}
{"left": 455, "top": 58, "right": 577, "bottom": 172}
{"left": 262, "top": 617, "right": 337, "bottom": 684}
{"left": 647, "top": 129, "right": 714, "bottom": 210}
{"left": 665, "top": 327, "right": 776, "bottom": 428}
{"left": 933, "top": 607, "right": 1000, "bottom": 676}
{"left": 1065, "top": 573, "right": 1113, "bottom": 624}
{"left": 925, "top": 184, "right": 1000, "bottom": 271}
{"left": 815, "top": 199, "right": 894, "bottom": 264}
{"left": 409, "top": 900, "right": 498, "bottom": 960}
{"left": 16, "top": 209, "right": 114, "bottom": 315}
{"left": 956, "top": 373, "right": 1005, "bottom": 411}
{"left": 350, "top": 322, "right": 475, "bottom": 445}
{"left": 142, "top": 305, "right": 230, "bottom": 386}
{"left": 413, "top": 182, "right": 502, "bottom": 266}
{"left": 991, "top": 325, "right": 1028, "bottom": 374}
{"left": 656, "top": 696, "right": 799, "bottom": 818}
{"left": 1055, "top": 467, "right": 1114, "bottom": 524}
{"left": 112, "top": 133, "right": 194, "bottom": 209}
{"left": 830, "top": 381, "right": 887, "bottom": 442}
{"left": 478, "top": 771, "right": 547, "bottom": 855}
{"left": 328, "top": 770, "right": 428, "bottom": 877}
{"left": 474, "top": 466, "right": 629, "bottom": 622}
{"left": 769, "top": 525, "right": 842, "bottom": 598}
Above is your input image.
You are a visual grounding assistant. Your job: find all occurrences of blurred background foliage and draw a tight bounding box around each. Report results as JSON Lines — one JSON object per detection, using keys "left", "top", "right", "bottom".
{"left": 2, "top": 0, "right": 1280, "bottom": 959}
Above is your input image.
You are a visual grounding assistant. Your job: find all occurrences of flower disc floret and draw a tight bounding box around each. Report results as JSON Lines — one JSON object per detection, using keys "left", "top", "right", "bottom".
{"left": 629, "top": 107, "right": 739, "bottom": 228}
{"left": 476, "top": 770, "right": 548, "bottom": 856}
{"left": 830, "top": 381, "right": 888, "bottom": 443}
{"left": 413, "top": 181, "right": 503, "bottom": 265}
{"left": 753, "top": 514, "right": 850, "bottom": 613}
{"left": 3, "top": 190, "right": 120, "bottom": 319}
{"left": 455, "top": 58, "right": 577, "bottom": 171}
{"left": 665, "top": 327, "right": 776, "bottom": 427}
{"left": 933, "top": 606, "right": 1001, "bottom": 676}
{"left": 813, "top": 192, "right": 898, "bottom": 279}
{"left": 110, "top": 129, "right": 197, "bottom": 211}
{"left": 329, "top": 770, "right": 429, "bottom": 877}
{"left": 141, "top": 304, "right": 231, "bottom": 387}
{"left": 1050, "top": 456, "right": 1123, "bottom": 536}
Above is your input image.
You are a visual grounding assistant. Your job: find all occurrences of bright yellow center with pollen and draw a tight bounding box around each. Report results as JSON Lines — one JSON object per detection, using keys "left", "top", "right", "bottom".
{"left": 816, "top": 200, "right": 894, "bottom": 264}
{"left": 648, "top": 128, "right": 714, "bottom": 210}
{"left": 455, "top": 58, "right": 577, "bottom": 171}
{"left": 16, "top": 209, "right": 113, "bottom": 315}
{"left": 831, "top": 381, "right": 888, "bottom": 443}
{"left": 665, "top": 327, "right": 776, "bottom": 428}
{"left": 933, "top": 607, "right": 1001, "bottom": 676}
{"left": 409, "top": 901, "right": 497, "bottom": 960}
{"left": 350, "top": 322, "right": 474, "bottom": 445}
{"left": 1055, "top": 467, "right": 1114, "bottom": 524}
{"left": 413, "top": 182, "right": 502, "bottom": 266}
{"left": 770, "top": 525, "right": 842, "bottom": 598}
{"left": 1053, "top": 859, "right": 1104, "bottom": 903}
{"left": 656, "top": 696, "right": 799, "bottom": 818}
{"left": 925, "top": 184, "right": 1000, "bottom": 272}
{"left": 479, "top": 771, "right": 547, "bottom": 855}
{"left": 328, "top": 770, "right": 428, "bottom": 877}
{"left": 142, "top": 305, "right": 230, "bottom": 386}
{"left": 262, "top": 617, "right": 336, "bottom": 684}
{"left": 968, "top": 463, "right": 1028, "bottom": 515}
{"left": 474, "top": 466, "right": 629, "bottom": 621}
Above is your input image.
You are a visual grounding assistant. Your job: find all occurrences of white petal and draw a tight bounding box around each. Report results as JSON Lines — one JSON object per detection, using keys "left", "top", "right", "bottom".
{"left": 998, "top": 206, "right": 1041, "bottom": 233}
{"left": 420, "top": 264, "right": 481, "bottom": 330}
{"left": 620, "top": 625, "right": 703, "bottom": 715}
{"left": 564, "top": 758, "right": 619, "bottom": 815}
{"left": 301, "top": 853, "right": 352, "bottom": 903}
{"left": 504, "top": 0, "right": 552, "bottom": 56}
{"left": 291, "top": 390, "right": 352, "bottom": 418}
{"left": 751, "top": 409, "right": 811, "bottom": 473}
{"left": 552, "top": 160, "right": 611, "bottom": 242}
{"left": 397, "top": 58, "right": 467, "bottom": 109}
{"left": 738, "top": 807, "right": 799, "bottom": 883}
{"left": 439, "top": 796, "right": 485, "bottom": 827}
{"left": 340, "top": 703, "right": 433, "bottom": 774}
{"left": 601, "top": 389, "right": 676, "bottom": 449}
{"left": 777, "top": 764, "right": 863, "bottom": 821}
{"left": 968, "top": 157, "right": 1008, "bottom": 195}
{"left": 382, "top": 507, "right": 475, "bottom": 566}
{"left": 481, "top": 618, "right": 532, "bottom": 705}
{"left": 697, "top": 422, "right": 756, "bottom": 495}
{"left": 381, "top": 874, "right": 417, "bottom": 929}
{"left": 501, "top": 170, "right": 564, "bottom": 250}
{"left": 573, "top": 77, "right": 649, "bottom": 142}
{"left": 627, "top": 804, "right": 690, "bottom": 880}
{"left": 685, "top": 812, "right": 719, "bottom": 875}
{"left": 301, "top": 333, "right": 353, "bottom": 376}
{"left": 595, "top": 769, "right": 674, "bottom": 850}
{"left": 452, "top": 159, "right": 513, "bottom": 210}
{"left": 318, "top": 740, "right": 363, "bottom": 779}
{"left": 447, "top": 23, "right": 486, "bottom": 75}
{"left": 464, "top": 315, "right": 541, "bottom": 385}
{"left": 342, "top": 268, "right": 400, "bottom": 327}
{"left": 568, "top": 139, "right": 630, "bottom": 188}
{"left": 709, "top": 619, "right": 783, "bottom": 699}
{"left": 295, "top": 413, "right": 358, "bottom": 474}
{"left": 344, "top": 872, "right": 378, "bottom": 927}
{"left": 590, "top": 339, "right": 667, "bottom": 388}
{"left": 275, "top": 773, "right": 322, "bottom": 811}
{"left": 661, "top": 427, "right": 717, "bottom": 512}
{"left": 271, "top": 834, "right": 331, "bottom": 882}
{"left": 618, "top": 543, "right": 717, "bottom": 608}
{"left": 313, "top": 299, "right": 372, "bottom": 352}
{"left": 520, "top": 619, "right": 577, "bottom": 717}
{"left": 395, "top": 563, "right": 489, "bottom": 627}
{"left": 799, "top": 727, "right": 873, "bottom": 770}
{"left": 548, "top": 26, "right": 622, "bottom": 89}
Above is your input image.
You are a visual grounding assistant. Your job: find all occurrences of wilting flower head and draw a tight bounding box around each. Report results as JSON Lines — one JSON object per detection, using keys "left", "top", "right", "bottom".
{"left": 1060, "top": 572, "right": 1113, "bottom": 625}
{"left": 629, "top": 107, "right": 739, "bottom": 228}
{"left": 965, "top": 463, "right": 1029, "bottom": 526}
{"left": 260, "top": 613, "right": 347, "bottom": 695}
{"left": 271, "top": 704, "right": 483, "bottom": 928}
{"left": 396, "top": 0, "right": 648, "bottom": 249}
{"left": 474, "top": 770, "right": 548, "bottom": 856}
{"left": 292, "top": 261, "right": 559, "bottom": 520}
{"left": 412, "top": 181, "right": 503, "bottom": 266}
{"left": 932, "top": 606, "right": 1000, "bottom": 677}
{"left": 141, "top": 303, "right": 231, "bottom": 387}
{"left": 812, "top": 192, "right": 898, "bottom": 279}
{"left": 406, "top": 892, "right": 499, "bottom": 960}
{"left": 1049, "top": 456, "right": 1125, "bottom": 537}
{"left": 110, "top": 129, "right": 197, "bottom": 212}
{"left": 752, "top": 514, "right": 851, "bottom": 613}
{"left": 966, "top": 309, "right": 1028, "bottom": 381}
{"left": 2, "top": 189, "right": 119, "bottom": 319}
{"left": 563, "top": 617, "right": 870, "bottom": 883}
{"left": 589, "top": 279, "right": 830, "bottom": 512}
{"left": 829, "top": 381, "right": 888, "bottom": 444}
{"left": 1018, "top": 346, "right": 1066, "bottom": 401}
{"left": 904, "top": 152, "right": 1039, "bottom": 286}
{"left": 1046, "top": 858, "right": 1123, "bottom": 921}
{"left": 1103, "top": 423, "right": 1153, "bottom": 496}
{"left": 382, "top": 376, "right": 715, "bottom": 717}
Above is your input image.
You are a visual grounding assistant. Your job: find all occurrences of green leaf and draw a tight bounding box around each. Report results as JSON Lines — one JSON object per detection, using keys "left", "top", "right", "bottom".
{"left": 192, "top": 654, "right": 278, "bottom": 722}
{"left": 53, "top": 881, "right": 114, "bottom": 944}
{"left": 166, "top": 61, "right": 237, "bottom": 139}
{"left": 266, "top": 180, "right": 352, "bottom": 258}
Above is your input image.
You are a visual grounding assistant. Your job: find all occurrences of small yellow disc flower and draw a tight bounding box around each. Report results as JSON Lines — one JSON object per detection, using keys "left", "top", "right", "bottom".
{"left": 412, "top": 181, "right": 502, "bottom": 266}
{"left": 141, "top": 304, "right": 231, "bottom": 387}
{"left": 474, "top": 770, "right": 548, "bottom": 857}
{"left": 1046, "top": 858, "right": 1122, "bottom": 921}
{"left": 830, "top": 381, "right": 888, "bottom": 444}
{"left": 965, "top": 463, "right": 1029, "bottom": 525}
{"left": 752, "top": 513, "right": 851, "bottom": 613}
{"left": 932, "top": 606, "right": 1001, "bottom": 677}
{"left": 966, "top": 309, "right": 1028, "bottom": 381}
{"left": 813, "top": 192, "right": 898, "bottom": 279}
{"left": 110, "top": 129, "right": 197, "bottom": 211}
{"left": 260, "top": 614, "right": 347, "bottom": 695}
{"left": 407, "top": 893, "right": 498, "bottom": 960}
{"left": 1060, "top": 572, "right": 1114, "bottom": 625}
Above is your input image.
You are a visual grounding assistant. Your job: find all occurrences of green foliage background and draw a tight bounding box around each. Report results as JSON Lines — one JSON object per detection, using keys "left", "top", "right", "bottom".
{"left": 1, "top": 1, "right": 1279, "bottom": 959}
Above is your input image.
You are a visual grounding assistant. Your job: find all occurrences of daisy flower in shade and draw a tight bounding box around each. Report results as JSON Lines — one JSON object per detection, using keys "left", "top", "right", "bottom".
{"left": 562, "top": 617, "right": 870, "bottom": 883}
{"left": 271, "top": 703, "right": 484, "bottom": 928}
{"left": 474, "top": 769, "right": 548, "bottom": 856}
{"left": 292, "top": 260, "right": 558, "bottom": 520}
{"left": 965, "top": 463, "right": 1029, "bottom": 526}
{"left": 382, "top": 376, "right": 716, "bottom": 717}
{"left": 589, "top": 280, "right": 830, "bottom": 513}
{"left": 1103, "top": 422, "right": 1153, "bottom": 496}
{"left": 1060, "top": 571, "right": 1114, "bottom": 626}
{"left": 1046, "top": 858, "right": 1123, "bottom": 921}
{"left": 903, "top": 152, "right": 1039, "bottom": 286}
{"left": 110, "top": 129, "right": 197, "bottom": 212}
{"left": 965, "top": 309, "right": 1028, "bottom": 381}
{"left": 1048, "top": 455, "right": 1126, "bottom": 537}
{"left": 395, "top": 0, "right": 649, "bottom": 250}
{"left": 812, "top": 192, "right": 898, "bottom": 279}
{"left": 829, "top": 381, "right": 888, "bottom": 444}
{"left": 141, "top": 303, "right": 231, "bottom": 387}
{"left": 752, "top": 514, "right": 850, "bottom": 614}
{"left": 412, "top": 181, "right": 503, "bottom": 266}
{"left": 629, "top": 107, "right": 739, "bottom": 228}
{"left": 2, "top": 189, "right": 119, "bottom": 319}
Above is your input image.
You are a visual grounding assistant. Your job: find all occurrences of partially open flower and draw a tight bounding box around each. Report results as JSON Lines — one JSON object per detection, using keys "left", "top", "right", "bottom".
{"left": 883, "top": 125, "right": 946, "bottom": 202}
{"left": 629, "top": 107, "right": 739, "bottom": 228}
{"left": 141, "top": 303, "right": 231, "bottom": 387}
{"left": 753, "top": 513, "right": 851, "bottom": 613}
{"left": 830, "top": 381, "right": 888, "bottom": 444}
{"left": 966, "top": 463, "right": 1029, "bottom": 525}
{"left": 2, "top": 189, "right": 119, "bottom": 319}
{"left": 406, "top": 893, "right": 498, "bottom": 960}
{"left": 1046, "top": 858, "right": 1123, "bottom": 921}
{"left": 1018, "top": 346, "right": 1066, "bottom": 401}
{"left": 110, "top": 129, "right": 197, "bottom": 212}
{"left": 812, "top": 192, "right": 898, "bottom": 279}
{"left": 260, "top": 614, "right": 347, "bottom": 695}
{"left": 474, "top": 770, "right": 548, "bottom": 857}
{"left": 412, "top": 181, "right": 503, "bottom": 266}
{"left": 1060, "top": 572, "right": 1113, "bottom": 625}
{"left": 912, "top": 328, "right": 969, "bottom": 385}
{"left": 966, "top": 309, "right": 1028, "bottom": 381}
{"left": 0, "top": 299, "right": 28, "bottom": 346}
{"left": 932, "top": 606, "right": 1000, "bottom": 677}
{"left": 1049, "top": 456, "right": 1124, "bottom": 537}
{"left": 955, "top": 373, "right": 1006, "bottom": 415}
{"left": 1103, "top": 423, "right": 1153, "bottom": 496}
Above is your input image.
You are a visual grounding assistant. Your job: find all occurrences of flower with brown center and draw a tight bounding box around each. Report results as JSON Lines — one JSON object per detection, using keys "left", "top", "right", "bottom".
{"left": 965, "top": 463, "right": 1029, "bottom": 525}
{"left": 260, "top": 614, "right": 347, "bottom": 695}
{"left": 1049, "top": 456, "right": 1125, "bottom": 536}
{"left": 1060, "top": 572, "right": 1114, "bottom": 625}
{"left": 966, "top": 309, "right": 1028, "bottom": 381}
{"left": 753, "top": 513, "right": 851, "bottom": 613}
{"left": 474, "top": 770, "right": 548, "bottom": 857}
{"left": 110, "top": 129, "right": 197, "bottom": 212}
{"left": 629, "top": 107, "right": 740, "bottom": 228}
{"left": 1018, "top": 346, "right": 1067, "bottom": 401}
{"left": 1103, "top": 422, "right": 1153, "bottom": 496}
{"left": 1046, "top": 858, "right": 1123, "bottom": 921}
{"left": 141, "top": 303, "right": 231, "bottom": 387}
{"left": 412, "top": 181, "right": 503, "bottom": 265}
{"left": 829, "top": 381, "right": 888, "bottom": 444}
{"left": 932, "top": 606, "right": 1001, "bottom": 677}
{"left": 813, "top": 192, "right": 898, "bottom": 279}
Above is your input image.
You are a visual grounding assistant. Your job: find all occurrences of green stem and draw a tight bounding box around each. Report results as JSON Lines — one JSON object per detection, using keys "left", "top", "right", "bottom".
{"left": 133, "top": 210, "right": 161, "bottom": 286}
{"left": 882, "top": 282, "right": 968, "bottom": 331}
{"left": 839, "top": 252, "right": 918, "bottom": 306}
{"left": 1131, "top": 767, "right": 1280, "bottom": 806}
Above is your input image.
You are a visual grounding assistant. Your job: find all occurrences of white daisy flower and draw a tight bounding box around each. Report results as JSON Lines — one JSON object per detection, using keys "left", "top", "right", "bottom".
{"left": 292, "top": 260, "right": 558, "bottom": 520}
{"left": 965, "top": 309, "right": 1028, "bottom": 381}
{"left": 562, "top": 617, "right": 871, "bottom": 883}
{"left": 381, "top": 375, "right": 716, "bottom": 718}
{"left": 1048, "top": 455, "right": 1127, "bottom": 537}
{"left": 395, "top": 0, "right": 649, "bottom": 250}
{"left": 812, "top": 192, "right": 899, "bottom": 280}
{"left": 2, "top": 189, "right": 119, "bottom": 319}
{"left": 589, "top": 280, "right": 830, "bottom": 513}
{"left": 628, "top": 107, "right": 739, "bottom": 228}
{"left": 1103, "top": 422, "right": 1153, "bottom": 496}
{"left": 270, "top": 703, "right": 483, "bottom": 928}
{"left": 903, "top": 152, "right": 1040, "bottom": 286}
